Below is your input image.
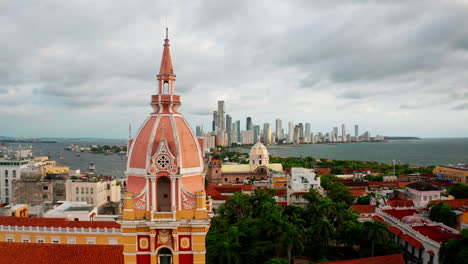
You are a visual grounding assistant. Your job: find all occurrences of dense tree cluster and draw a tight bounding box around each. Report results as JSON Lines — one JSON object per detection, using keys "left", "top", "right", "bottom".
{"left": 90, "top": 145, "right": 126, "bottom": 153}
{"left": 428, "top": 202, "right": 457, "bottom": 227}
{"left": 269, "top": 156, "right": 435, "bottom": 175}
{"left": 447, "top": 184, "right": 468, "bottom": 199}
{"left": 206, "top": 189, "right": 400, "bottom": 264}
{"left": 439, "top": 229, "right": 468, "bottom": 264}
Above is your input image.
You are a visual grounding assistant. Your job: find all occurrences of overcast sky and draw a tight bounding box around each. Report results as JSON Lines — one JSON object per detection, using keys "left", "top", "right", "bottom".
{"left": 2, "top": 0, "right": 468, "bottom": 138}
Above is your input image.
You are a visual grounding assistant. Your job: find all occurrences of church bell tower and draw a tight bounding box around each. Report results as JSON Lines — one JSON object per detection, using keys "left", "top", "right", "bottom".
{"left": 120, "top": 29, "right": 211, "bottom": 264}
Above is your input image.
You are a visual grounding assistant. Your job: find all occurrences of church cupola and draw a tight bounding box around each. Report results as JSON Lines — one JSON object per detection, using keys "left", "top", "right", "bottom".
{"left": 151, "top": 28, "right": 181, "bottom": 114}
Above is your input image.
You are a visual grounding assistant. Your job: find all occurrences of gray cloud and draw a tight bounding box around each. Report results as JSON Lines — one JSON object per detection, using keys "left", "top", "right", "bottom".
{"left": 1, "top": 0, "right": 468, "bottom": 137}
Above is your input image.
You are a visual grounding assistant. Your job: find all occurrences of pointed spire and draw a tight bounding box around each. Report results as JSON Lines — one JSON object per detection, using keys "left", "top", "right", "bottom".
{"left": 159, "top": 27, "right": 174, "bottom": 75}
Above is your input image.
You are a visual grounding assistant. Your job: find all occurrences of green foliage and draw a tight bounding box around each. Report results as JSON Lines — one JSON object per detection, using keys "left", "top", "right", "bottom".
{"left": 320, "top": 174, "right": 337, "bottom": 190}
{"left": 439, "top": 229, "right": 468, "bottom": 264}
{"left": 448, "top": 184, "right": 468, "bottom": 199}
{"left": 217, "top": 147, "right": 249, "bottom": 163}
{"left": 90, "top": 144, "right": 126, "bottom": 153}
{"left": 328, "top": 182, "right": 355, "bottom": 206}
{"left": 270, "top": 156, "right": 435, "bottom": 176}
{"left": 270, "top": 156, "right": 317, "bottom": 169}
{"left": 429, "top": 202, "right": 457, "bottom": 227}
{"left": 207, "top": 188, "right": 400, "bottom": 264}
{"left": 357, "top": 195, "right": 371, "bottom": 205}
{"left": 265, "top": 258, "right": 289, "bottom": 264}
{"left": 363, "top": 175, "right": 383, "bottom": 181}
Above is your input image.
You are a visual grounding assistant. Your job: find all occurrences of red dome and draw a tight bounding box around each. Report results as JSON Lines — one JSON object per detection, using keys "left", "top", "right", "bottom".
{"left": 125, "top": 33, "right": 205, "bottom": 212}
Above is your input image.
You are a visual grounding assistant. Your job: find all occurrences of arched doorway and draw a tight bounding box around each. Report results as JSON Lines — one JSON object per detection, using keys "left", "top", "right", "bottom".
{"left": 157, "top": 248, "right": 172, "bottom": 264}
{"left": 157, "top": 177, "right": 171, "bottom": 211}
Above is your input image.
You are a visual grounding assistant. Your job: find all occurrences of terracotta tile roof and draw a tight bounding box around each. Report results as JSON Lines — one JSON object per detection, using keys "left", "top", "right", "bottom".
{"left": 0, "top": 217, "right": 120, "bottom": 229}
{"left": 372, "top": 215, "right": 384, "bottom": 222}
{"left": 351, "top": 205, "right": 376, "bottom": 214}
{"left": 412, "top": 224, "right": 460, "bottom": 243}
{"left": 350, "top": 189, "right": 368, "bottom": 196}
{"left": 397, "top": 182, "right": 413, "bottom": 188}
{"left": 427, "top": 199, "right": 468, "bottom": 209}
{"left": 0, "top": 242, "right": 123, "bottom": 264}
{"left": 400, "top": 234, "right": 424, "bottom": 249}
{"left": 331, "top": 179, "right": 369, "bottom": 188}
{"left": 316, "top": 254, "right": 405, "bottom": 264}
{"left": 389, "top": 226, "right": 403, "bottom": 235}
{"left": 407, "top": 181, "right": 441, "bottom": 191}
{"left": 382, "top": 209, "right": 418, "bottom": 220}
{"left": 429, "top": 181, "right": 455, "bottom": 187}
{"left": 387, "top": 199, "right": 414, "bottom": 208}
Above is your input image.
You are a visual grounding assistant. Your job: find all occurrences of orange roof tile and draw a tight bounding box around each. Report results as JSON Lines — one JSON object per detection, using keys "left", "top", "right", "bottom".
{"left": 389, "top": 226, "right": 403, "bottom": 235}
{"left": 350, "top": 189, "right": 368, "bottom": 196}
{"left": 397, "top": 182, "right": 413, "bottom": 188}
{"left": 316, "top": 254, "right": 405, "bottom": 264}
{"left": 0, "top": 242, "right": 123, "bottom": 264}
{"left": 351, "top": 205, "right": 376, "bottom": 214}
{"left": 0, "top": 217, "right": 120, "bottom": 229}
{"left": 427, "top": 199, "right": 468, "bottom": 209}
{"left": 400, "top": 234, "right": 424, "bottom": 249}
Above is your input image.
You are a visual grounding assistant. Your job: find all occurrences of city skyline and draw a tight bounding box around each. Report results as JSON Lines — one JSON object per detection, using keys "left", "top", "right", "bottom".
{"left": 2, "top": 1, "right": 468, "bottom": 138}
{"left": 203, "top": 100, "right": 383, "bottom": 145}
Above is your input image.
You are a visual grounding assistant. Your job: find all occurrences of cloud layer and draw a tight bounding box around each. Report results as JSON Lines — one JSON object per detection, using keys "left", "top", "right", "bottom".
{"left": 1, "top": 0, "right": 468, "bottom": 138}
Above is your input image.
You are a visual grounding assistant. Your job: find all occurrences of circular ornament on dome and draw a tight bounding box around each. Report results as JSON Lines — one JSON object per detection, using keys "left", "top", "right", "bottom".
{"left": 157, "top": 155, "right": 171, "bottom": 169}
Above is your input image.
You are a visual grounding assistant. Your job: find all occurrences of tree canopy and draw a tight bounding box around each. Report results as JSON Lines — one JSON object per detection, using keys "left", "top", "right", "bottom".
{"left": 206, "top": 188, "right": 400, "bottom": 264}
{"left": 448, "top": 184, "right": 468, "bottom": 199}
{"left": 429, "top": 202, "right": 457, "bottom": 227}
{"left": 439, "top": 229, "right": 468, "bottom": 264}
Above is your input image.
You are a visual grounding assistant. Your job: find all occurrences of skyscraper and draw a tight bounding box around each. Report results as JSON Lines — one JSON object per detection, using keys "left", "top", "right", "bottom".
{"left": 305, "top": 123, "right": 311, "bottom": 143}
{"left": 196, "top": 126, "right": 202, "bottom": 137}
{"left": 355, "top": 124, "right": 359, "bottom": 141}
{"left": 226, "top": 114, "right": 232, "bottom": 145}
{"left": 231, "top": 122, "right": 238, "bottom": 143}
{"left": 342, "top": 124, "right": 346, "bottom": 143}
{"left": 275, "top": 118, "right": 283, "bottom": 142}
{"left": 263, "top": 123, "right": 271, "bottom": 144}
{"left": 253, "top": 125, "right": 260, "bottom": 143}
{"left": 246, "top": 117, "right": 253, "bottom": 131}
{"left": 217, "top": 100, "right": 225, "bottom": 131}
{"left": 298, "top": 123, "right": 304, "bottom": 143}
{"left": 236, "top": 120, "right": 241, "bottom": 143}
{"left": 333, "top": 127, "right": 338, "bottom": 142}
{"left": 212, "top": 111, "right": 218, "bottom": 132}
{"left": 288, "top": 121, "right": 294, "bottom": 143}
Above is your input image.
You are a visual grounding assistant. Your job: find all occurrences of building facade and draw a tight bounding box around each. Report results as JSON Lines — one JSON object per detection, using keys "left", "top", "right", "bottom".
{"left": 65, "top": 177, "right": 121, "bottom": 208}
{"left": 0, "top": 159, "right": 30, "bottom": 204}
{"left": 433, "top": 165, "right": 468, "bottom": 184}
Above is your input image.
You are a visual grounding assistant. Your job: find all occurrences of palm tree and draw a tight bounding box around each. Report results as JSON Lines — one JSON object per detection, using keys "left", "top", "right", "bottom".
{"left": 363, "top": 220, "right": 388, "bottom": 257}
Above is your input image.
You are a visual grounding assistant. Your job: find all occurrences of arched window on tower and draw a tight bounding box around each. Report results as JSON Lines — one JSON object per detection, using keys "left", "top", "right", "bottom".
{"left": 163, "top": 81, "right": 169, "bottom": 94}
{"left": 157, "top": 177, "right": 171, "bottom": 211}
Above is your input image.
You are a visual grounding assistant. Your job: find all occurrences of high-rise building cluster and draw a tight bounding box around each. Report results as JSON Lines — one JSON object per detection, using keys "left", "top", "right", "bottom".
{"left": 196, "top": 100, "right": 385, "bottom": 146}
